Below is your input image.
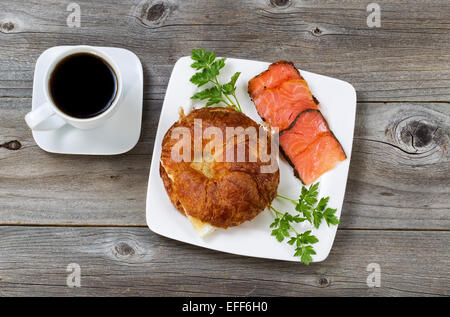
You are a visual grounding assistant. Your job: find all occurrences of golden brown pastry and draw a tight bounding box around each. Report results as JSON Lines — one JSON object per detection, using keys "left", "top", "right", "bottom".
{"left": 160, "top": 107, "right": 279, "bottom": 236}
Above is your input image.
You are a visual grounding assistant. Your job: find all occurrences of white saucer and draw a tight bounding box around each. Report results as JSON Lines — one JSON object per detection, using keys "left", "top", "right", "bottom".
{"left": 31, "top": 46, "right": 143, "bottom": 155}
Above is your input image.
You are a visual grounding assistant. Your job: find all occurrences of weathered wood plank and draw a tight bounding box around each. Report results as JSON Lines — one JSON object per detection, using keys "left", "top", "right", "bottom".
{"left": 0, "top": 226, "right": 448, "bottom": 296}
{"left": 342, "top": 102, "right": 450, "bottom": 229}
{"left": 0, "top": 100, "right": 448, "bottom": 228}
{"left": 0, "top": 0, "right": 449, "bottom": 101}
{"left": 0, "top": 98, "right": 160, "bottom": 226}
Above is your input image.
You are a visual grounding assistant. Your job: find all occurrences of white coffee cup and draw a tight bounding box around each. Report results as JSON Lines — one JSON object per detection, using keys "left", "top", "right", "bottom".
{"left": 25, "top": 46, "right": 123, "bottom": 130}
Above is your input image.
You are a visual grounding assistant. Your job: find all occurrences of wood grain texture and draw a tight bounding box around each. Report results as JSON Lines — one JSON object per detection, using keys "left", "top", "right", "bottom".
{"left": 342, "top": 102, "right": 450, "bottom": 229}
{"left": 0, "top": 0, "right": 449, "bottom": 102}
{"left": 0, "top": 98, "right": 159, "bottom": 225}
{"left": 0, "top": 0, "right": 449, "bottom": 297}
{"left": 1, "top": 99, "right": 448, "bottom": 228}
{"left": 0, "top": 226, "right": 448, "bottom": 296}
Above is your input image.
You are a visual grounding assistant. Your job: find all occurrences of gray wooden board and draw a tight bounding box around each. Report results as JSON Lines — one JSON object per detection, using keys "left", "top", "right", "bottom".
{"left": 0, "top": 0, "right": 449, "bottom": 102}
{"left": 0, "top": 226, "right": 448, "bottom": 296}
{"left": 0, "top": 0, "right": 449, "bottom": 297}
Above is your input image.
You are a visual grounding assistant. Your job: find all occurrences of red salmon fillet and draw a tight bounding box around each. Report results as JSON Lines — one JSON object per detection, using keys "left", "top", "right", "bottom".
{"left": 248, "top": 62, "right": 318, "bottom": 130}
{"left": 279, "top": 110, "right": 346, "bottom": 185}
{"left": 254, "top": 79, "right": 318, "bottom": 130}
{"left": 248, "top": 61, "right": 302, "bottom": 100}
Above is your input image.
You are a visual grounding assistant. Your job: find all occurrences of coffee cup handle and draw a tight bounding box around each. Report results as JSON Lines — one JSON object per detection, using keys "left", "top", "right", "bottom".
{"left": 25, "top": 102, "right": 66, "bottom": 131}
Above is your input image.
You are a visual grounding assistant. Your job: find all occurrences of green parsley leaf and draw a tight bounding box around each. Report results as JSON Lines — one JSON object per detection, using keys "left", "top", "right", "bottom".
{"left": 299, "top": 245, "right": 316, "bottom": 265}
{"left": 190, "top": 68, "right": 214, "bottom": 87}
{"left": 222, "top": 72, "right": 241, "bottom": 95}
{"left": 302, "top": 209, "right": 312, "bottom": 224}
{"left": 270, "top": 207, "right": 320, "bottom": 265}
{"left": 292, "top": 215, "right": 307, "bottom": 223}
{"left": 210, "top": 58, "right": 226, "bottom": 77}
{"left": 299, "top": 230, "right": 319, "bottom": 245}
{"left": 271, "top": 228, "right": 285, "bottom": 242}
{"left": 323, "top": 208, "right": 340, "bottom": 226}
{"left": 190, "top": 49, "right": 242, "bottom": 112}
{"left": 270, "top": 218, "right": 279, "bottom": 228}
{"left": 190, "top": 61, "right": 206, "bottom": 70}
{"left": 272, "top": 182, "right": 340, "bottom": 265}
{"left": 191, "top": 86, "right": 223, "bottom": 107}
{"left": 191, "top": 86, "right": 218, "bottom": 100}
{"left": 191, "top": 49, "right": 215, "bottom": 64}
{"left": 313, "top": 210, "right": 323, "bottom": 229}
{"left": 302, "top": 183, "right": 319, "bottom": 203}
{"left": 287, "top": 237, "right": 296, "bottom": 245}
{"left": 317, "top": 197, "right": 329, "bottom": 212}
{"left": 293, "top": 182, "right": 339, "bottom": 229}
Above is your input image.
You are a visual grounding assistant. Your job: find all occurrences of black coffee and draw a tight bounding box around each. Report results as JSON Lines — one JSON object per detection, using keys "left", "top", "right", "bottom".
{"left": 49, "top": 53, "right": 117, "bottom": 119}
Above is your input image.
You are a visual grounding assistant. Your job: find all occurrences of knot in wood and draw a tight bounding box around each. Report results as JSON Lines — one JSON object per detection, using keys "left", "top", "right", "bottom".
{"left": 115, "top": 242, "right": 136, "bottom": 257}
{"left": 400, "top": 120, "right": 434, "bottom": 148}
{"left": 270, "top": 0, "right": 291, "bottom": 8}
{"left": 393, "top": 115, "right": 446, "bottom": 155}
{"left": 146, "top": 3, "right": 165, "bottom": 21}
{"left": 1, "top": 22, "right": 14, "bottom": 32}
{"left": 318, "top": 276, "right": 330, "bottom": 287}
{"left": 1, "top": 140, "right": 22, "bottom": 150}
{"left": 139, "top": 1, "right": 170, "bottom": 26}
{"left": 313, "top": 27, "right": 322, "bottom": 35}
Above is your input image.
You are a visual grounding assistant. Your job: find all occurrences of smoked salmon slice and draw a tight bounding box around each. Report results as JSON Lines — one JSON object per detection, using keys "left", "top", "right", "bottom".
{"left": 279, "top": 110, "right": 346, "bottom": 185}
{"left": 248, "top": 62, "right": 318, "bottom": 130}
{"left": 253, "top": 79, "right": 318, "bottom": 130}
{"left": 249, "top": 61, "right": 346, "bottom": 184}
{"left": 248, "top": 61, "right": 302, "bottom": 99}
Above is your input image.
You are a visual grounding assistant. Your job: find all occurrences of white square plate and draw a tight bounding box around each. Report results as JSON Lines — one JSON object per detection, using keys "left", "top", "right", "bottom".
{"left": 146, "top": 56, "right": 356, "bottom": 262}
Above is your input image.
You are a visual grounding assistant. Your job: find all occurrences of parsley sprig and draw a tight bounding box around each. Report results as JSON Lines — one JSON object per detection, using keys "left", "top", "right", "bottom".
{"left": 270, "top": 182, "right": 340, "bottom": 265}
{"left": 190, "top": 49, "right": 242, "bottom": 112}
{"left": 277, "top": 182, "right": 340, "bottom": 229}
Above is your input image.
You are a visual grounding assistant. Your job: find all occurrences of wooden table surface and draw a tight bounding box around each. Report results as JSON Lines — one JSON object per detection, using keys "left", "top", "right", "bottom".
{"left": 0, "top": 0, "right": 449, "bottom": 296}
